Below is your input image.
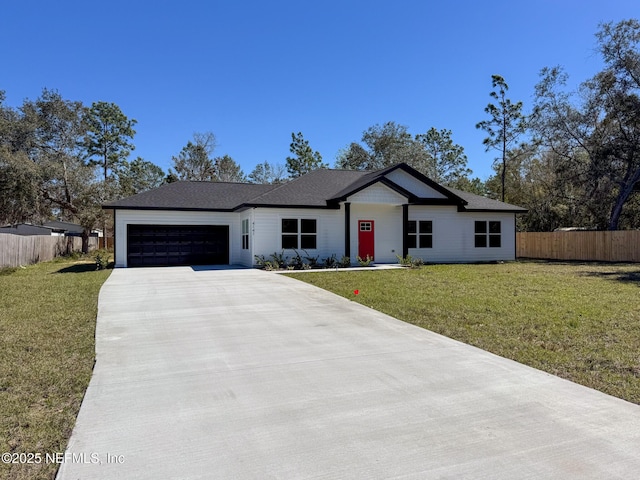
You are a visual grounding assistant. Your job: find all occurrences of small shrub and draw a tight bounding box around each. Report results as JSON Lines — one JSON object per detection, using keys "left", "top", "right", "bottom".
{"left": 338, "top": 256, "right": 352, "bottom": 268}
{"left": 397, "top": 254, "right": 413, "bottom": 267}
{"left": 270, "top": 251, "right": 288, "bottom": 269}
{"left": 290, "top": 250, "right": 304, "bottom": 269}
{"left": 322, "top": 254, "right": 337, "bottom": 268}
{"left": 356, "top": 255, "right": 373, "bottom": 267}
{"left": 303, "top": 250, "right": 319, "bottom": 268}
{"left": 396, "top": 254, "right": 424, "bottom": 268}
{"left": 63, "top": 251, "right": 83, "bottom": 260}
{"left": 254, "top": 254, "right": 268, "bottom": 267}
{"left": 94, "top": 252, "right": 109, "bottom": 270}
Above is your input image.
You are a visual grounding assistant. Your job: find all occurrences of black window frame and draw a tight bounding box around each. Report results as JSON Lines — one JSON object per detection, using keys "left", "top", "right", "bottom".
{"left": 282, "top": 218, "right": 317, "bottom": 250}
{"left": 407, "top": 220, "right": 433, "bottom": 249}
{"left": 475, "top": 220, "right": 501, "bottom": 248}
{"left": 300, "top": 218, "right": 317, "bottom": 249}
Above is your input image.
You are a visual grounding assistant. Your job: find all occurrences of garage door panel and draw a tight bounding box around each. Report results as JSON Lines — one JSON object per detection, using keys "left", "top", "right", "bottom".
{"left": 127, "top": 225, "right": 229, "bottom": 267}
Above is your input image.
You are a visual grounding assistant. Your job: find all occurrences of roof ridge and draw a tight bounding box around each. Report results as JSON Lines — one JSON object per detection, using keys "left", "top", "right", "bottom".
{"left": 242, "top": 172, "right": 312, "bottom": 203}
{"left": 174, "top": 180, "right": 272, "bottom": 185}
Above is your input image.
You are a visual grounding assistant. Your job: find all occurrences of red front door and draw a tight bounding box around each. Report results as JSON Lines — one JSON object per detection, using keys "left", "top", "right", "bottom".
{"left": 358, "top": 220, "right": 374, "bottom": 260}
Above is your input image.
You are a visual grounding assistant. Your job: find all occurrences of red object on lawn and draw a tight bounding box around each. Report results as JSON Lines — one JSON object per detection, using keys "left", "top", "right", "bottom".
{"left": 354, "top": 290, "right": 359, "bottom": 295}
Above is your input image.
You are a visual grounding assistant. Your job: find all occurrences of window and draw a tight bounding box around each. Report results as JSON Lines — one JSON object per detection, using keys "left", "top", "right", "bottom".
{"left": 242, "top": 219, "right": 250, "bottom": 250}
{"left": 282, "top": 219, "right": 317, "bottom": 249}
{"left": 407, "top": 220, "right": 433, "bottom": 248}
{"left": 475, "top": 221, "right": 501, "bottom": 248}
{"left": 282, "top": 219, "right": 298, "bottom": 249}
{"left": 301, "top": 219, "right": 317, "bottom": 249}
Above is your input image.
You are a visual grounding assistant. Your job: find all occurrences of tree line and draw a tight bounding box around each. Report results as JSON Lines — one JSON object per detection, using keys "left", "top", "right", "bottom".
{"left": 0, "top": 90, "right": 157, "bottom": 249}
{"left": 478, "top": 19, "right": 640, "bottom": 231}
{"left": 0, "top": 91, "right": 294, "bottom": 244}
{"left": 1, "top": 19, "right": 638, "bottom": 237}
{"left": 281, "top": 19, "right": 640, "bottom": 231}
{"left": 333, "top": 20, "right": 640, "bottom": 231}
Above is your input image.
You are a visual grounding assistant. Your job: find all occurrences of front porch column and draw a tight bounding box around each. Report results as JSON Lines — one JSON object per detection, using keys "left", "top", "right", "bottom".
{"left": 402, "top": 204, "right": 409, "bottom": 258}
{"left": 344, "top": 202, "right": 351, "bottom": 258}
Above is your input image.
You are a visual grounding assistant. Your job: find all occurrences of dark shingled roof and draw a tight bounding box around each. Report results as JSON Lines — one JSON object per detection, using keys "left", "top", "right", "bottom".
{"left": 103, "top": 164, "right": 527, "bottom": 213}
{"left": 446, "top": 187, "right": 527, "bottom": 212}
{"left": 104, "top": 181, "right": 277, "bottom": 211}
{"left": 245, "top": 169, "right": 369, "bottom": 207}
{"left": 42, "top": 220, "right": 85, "bottom": 234}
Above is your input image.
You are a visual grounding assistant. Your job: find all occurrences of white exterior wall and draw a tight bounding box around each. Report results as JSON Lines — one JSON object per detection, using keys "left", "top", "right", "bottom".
{"left": 251, "top": 207, "right": 344, "bottom": 265}
{"left": 348, "top": 183, "right": 407, "bottom": 204}
{"left": 349, "top": 203, "right": 403, "bottom": 263}
{"left": 347, "top": 183, "right": 406, "bottom": 264}
{"left": 407, "top": 206, "right": 516, "bottom": 262}
{"left": 239, "top": 209, "right": 254, "bottom": 267}
{"left": 114, "top": 209, "right": 241, "bottom": 268}
{"left": 113, "top": 202, "right": 517, "bottom": 268}
{"left": 346, "top": 182, "right": 517, "bottom": 264}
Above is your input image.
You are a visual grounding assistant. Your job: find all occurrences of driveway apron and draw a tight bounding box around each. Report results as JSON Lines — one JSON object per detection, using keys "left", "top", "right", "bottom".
{"left": 57, "top": 267, "right": 640, "bottom": 479}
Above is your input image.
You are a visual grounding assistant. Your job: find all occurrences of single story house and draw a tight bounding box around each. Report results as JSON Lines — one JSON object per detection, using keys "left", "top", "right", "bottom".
{"left": 0, "top": 223, "right": 65, "bottom": 236}
{"left": 0, "top": 221, "right": 101, "bottom": 237}
{"left": 42, "top": 220, "right": 102, "bottom": 238}
{"left": 104, "top": 163, "right": 526, "bottom": 268}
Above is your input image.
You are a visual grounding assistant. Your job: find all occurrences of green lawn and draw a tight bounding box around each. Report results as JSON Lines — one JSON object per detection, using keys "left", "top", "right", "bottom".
{"left": 0, "top": 258, "right": 111, "bottom": 480}
{"left": 290, "top": 262, "right": 640, "bottom": 405}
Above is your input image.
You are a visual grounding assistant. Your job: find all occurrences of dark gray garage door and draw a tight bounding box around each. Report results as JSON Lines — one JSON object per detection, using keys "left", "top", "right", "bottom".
{"left": 127, "top": 225, "right": 229, "bottom": 267}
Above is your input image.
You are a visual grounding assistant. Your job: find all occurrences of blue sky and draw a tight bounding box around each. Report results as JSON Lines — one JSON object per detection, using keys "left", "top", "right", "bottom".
{"left": 1, "top": 1, "right": 637, "bottom": 181}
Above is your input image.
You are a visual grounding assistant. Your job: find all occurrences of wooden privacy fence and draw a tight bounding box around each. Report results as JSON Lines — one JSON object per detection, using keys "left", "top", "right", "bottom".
{"left": 0, "top": 234, "right": 98, "bottom": 268}
{"left": 517, "top": 231, "right": 640, "bottom": 262}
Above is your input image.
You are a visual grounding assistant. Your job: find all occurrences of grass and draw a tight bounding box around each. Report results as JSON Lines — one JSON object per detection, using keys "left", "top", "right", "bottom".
{"left": 290, "top": 261, "right": 640, "bottom": 405}
{"left": 0, "top": 255, "right": 111, "bottom": 480}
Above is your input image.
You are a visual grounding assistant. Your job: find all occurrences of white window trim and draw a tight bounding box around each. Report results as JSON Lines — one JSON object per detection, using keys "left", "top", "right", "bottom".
{"left": 242, "top": 219, "right": 250, "bottom": 250}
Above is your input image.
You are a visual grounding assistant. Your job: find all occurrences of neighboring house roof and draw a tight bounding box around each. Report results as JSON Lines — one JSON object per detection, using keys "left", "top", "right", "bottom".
{"left": 103, "top": 163, "right": 527, "bottom": 213}
{"left": 0, "top": 224, "right": 59, "bottom": 235}
{"left": 0, "top": 221, "right": 102, "bottom": 236}
{"left": 42, "top": 220, "right": 84, "bottom": 234}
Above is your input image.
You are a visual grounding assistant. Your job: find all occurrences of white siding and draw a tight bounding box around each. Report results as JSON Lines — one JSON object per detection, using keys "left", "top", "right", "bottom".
{"left": 113, "top": 205, "right": 517, "bottom": 268}
{"left": 350, "top": 204, "right": 403, "bottom": 264}
{"left": 252, "top": 207, "right": 344, "bottom": 265}
{"left": 347, "top": 183, "right": 407, "bottom": 205}
{"left": 386, "top": 169, "right": 447, "bottom": 198}
{"left": 114, "top": 210, "right": 240, "bottom": 268}
{"left": 238, "top": 210, "right": 254, "bottom": 267}
{"left": 407, "top": 206, "right": 516, "bottom": 262}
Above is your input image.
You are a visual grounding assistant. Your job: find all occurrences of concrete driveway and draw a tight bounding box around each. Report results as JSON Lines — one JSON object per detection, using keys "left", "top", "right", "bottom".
{"left": 58, "top": 267, "right": 640, "bottom": 479}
